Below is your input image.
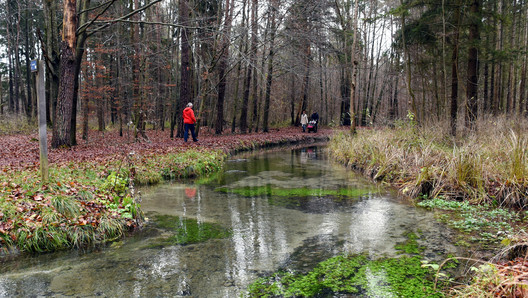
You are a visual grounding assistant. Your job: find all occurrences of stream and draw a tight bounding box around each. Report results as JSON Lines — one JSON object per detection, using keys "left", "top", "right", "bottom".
{"left": 0, "top": 146, "right": 462, "bottom": 297}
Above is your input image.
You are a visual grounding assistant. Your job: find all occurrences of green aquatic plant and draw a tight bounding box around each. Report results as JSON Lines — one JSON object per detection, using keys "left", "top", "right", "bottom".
{"left": 246, "top": 232, "right": 447, "bottom": 297}
{"left": 418, "top": 197, "right": 520, "bottom": 244}
{"left": 152, "top": 214, "right": 231, "bottom": 245}
{"left": 216, "top": 185, "right": 374, "bottom": 198}
{"left": 395, "top": 232, "right": 425, "bottom": 254}
{"left": 246, "top": 254, "right": 444, "bottom": 297}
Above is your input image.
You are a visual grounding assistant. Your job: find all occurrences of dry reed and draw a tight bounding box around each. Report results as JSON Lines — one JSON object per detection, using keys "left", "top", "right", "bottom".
{"left": 329, "top": 116, "right": 528, "bottom": 208}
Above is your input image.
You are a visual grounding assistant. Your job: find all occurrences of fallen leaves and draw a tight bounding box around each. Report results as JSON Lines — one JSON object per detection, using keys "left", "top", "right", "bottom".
{"left": 0, "top": 127, "right": 332, "bottom": 171}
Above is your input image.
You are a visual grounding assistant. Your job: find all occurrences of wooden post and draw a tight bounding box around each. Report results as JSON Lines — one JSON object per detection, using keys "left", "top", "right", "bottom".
{"left": 36, "top": 60, "right": 49, "bottom": 182}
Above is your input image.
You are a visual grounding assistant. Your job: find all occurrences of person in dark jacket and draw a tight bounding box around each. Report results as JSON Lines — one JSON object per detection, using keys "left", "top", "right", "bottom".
{"left": 310, "top": 111, "right": 319, "bottom": 132}
{"left": 183, "top": 103, "right": 198, "bottom": 142}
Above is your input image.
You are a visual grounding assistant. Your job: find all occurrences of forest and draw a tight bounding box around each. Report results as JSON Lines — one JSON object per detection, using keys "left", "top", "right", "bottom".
{"left": 0, "top": 0, "right": 526, "bottom": 145}
{"left": 1, "top": 1, "right": 528, "bottom": 296}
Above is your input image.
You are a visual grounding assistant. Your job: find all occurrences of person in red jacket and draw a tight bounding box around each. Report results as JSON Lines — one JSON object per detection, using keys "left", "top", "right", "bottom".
{"left": 183, "top": 102, "right": 198, "bottom": 142}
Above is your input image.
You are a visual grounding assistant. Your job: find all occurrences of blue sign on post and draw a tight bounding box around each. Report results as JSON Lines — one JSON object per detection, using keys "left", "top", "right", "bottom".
{"left": 31, "top": 60, "right": 38, "bottom": 73}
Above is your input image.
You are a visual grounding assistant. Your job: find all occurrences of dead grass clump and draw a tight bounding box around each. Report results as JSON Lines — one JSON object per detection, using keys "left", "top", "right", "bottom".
{"left": 0, "top": 114, "right": 36, "bottom": 136}
{"left": 450, "top": 248, "right": 528, "bottom": 297}
{"left": 329, "top": 116, "right": 528, "bottom": 208}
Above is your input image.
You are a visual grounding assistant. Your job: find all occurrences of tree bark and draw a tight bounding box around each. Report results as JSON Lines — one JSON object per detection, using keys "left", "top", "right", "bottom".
{"left": 43, "top": 0, "right": 60, "bottom": 127}
{"left": 400, "top": 0, "right": 417, "bottom": 122}
{"left": 240, "top": 0, "right": 257, "bottom": 134}
{"left": 521, "top": 0, "right": 528, "bottom": 116}
{"left": 52, "top": 0, "right": 77, "bottom": 148}
{"left": 215, "top": 0, "right": 233, "bottom": 134}
{"left": 231, "top": 0, "right": 248, "bottom": 133}
{"left": 263, "top": 1, "right": 277, "bottom": 133}
{"left": 450, "top": 0, "right": 461, "bottom": 136}
{"left": 249, "top": 0, "right": 259, "bottom": 132}
{"left": 349, "top": 0, "right": 359, "bottom": 133}
{"left": 466, "top": 0, "right": 480, "bottom": 130}
{"left": 178, "top": 0, "right": 192, "bottom": 137}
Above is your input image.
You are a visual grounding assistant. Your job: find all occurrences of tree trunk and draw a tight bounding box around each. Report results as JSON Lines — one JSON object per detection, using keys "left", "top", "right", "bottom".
{"left": 290, "top": 74, "right": 295, "bottom": 125}
{"left": 215, "top": 0, "right": 233, "bottom": 134}
{"left": 240, "top": 62, "right": 252, "bottom": 134}
{"left": 298, "top": 45, "right": 311, "bottom": 126}
{"left": 98, "top": 54, "right": 105, "bottom": 132}
{"left": 82, "top": 59, "right": 89, "bottom": 141}
{"left": 263, "top": 2, "right": 277, "bottom": 133}
{"left": 466, "top": 0, "right": 480, "bottom": 130}
{"left": 450, "top": 0, "right": 461, "bottom": 136}
{"left": 492, "top": 0, "right": 503, "bottom": 114}
{"left": 240, "top": 0, "right": 257, "bottom": 134}
{"left": 6, "top": 1, "right": 17, "bottom": 114}
{"left": 249, "top": 0, "right": 259, "bottom": 132}
{"left": 521, "top": 0, "right": 528, "bottom": 116}
{"left": 178, "top": 0, "right": 192, "bottom": 138}
{"left": 400, "top": 0, "right": 417, "bottom": 122}
{"left": 170, "top": 27, "right": 181, "bottom": 139}
{"left": 24, "top": 1, "right": 33, "bottom": 120}
{"left": 43, "top": 0, "right": 60, "bottom": 127}
{"left": 13, "top": 1, "right": 21, "bottom": 115}
{"left": 52, "top": 0, "right": 77, "bottom": 148}
{"left": 349, "top": 0, "right": 359, "bottom": 133}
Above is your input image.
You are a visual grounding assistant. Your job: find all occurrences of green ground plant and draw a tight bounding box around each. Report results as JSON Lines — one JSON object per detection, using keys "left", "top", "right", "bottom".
{"left": 418, "top": 197, "right": 519, "bottom": 244}
{"left": 0, "top": 148, "right": 225, "bottom": 254}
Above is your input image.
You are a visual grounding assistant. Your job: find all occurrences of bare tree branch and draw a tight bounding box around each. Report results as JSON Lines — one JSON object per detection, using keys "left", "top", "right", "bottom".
{"left": 77, "top": 0, "right": 117, "bottom": 36}
{"left": 78, "top": 0, "right": 115, "bottom": 16}
{"left": 83, "top": 0, "right": 163, "bottom": 38}
{"left": 91, "top": 19, "right": 203, "bottom": 29}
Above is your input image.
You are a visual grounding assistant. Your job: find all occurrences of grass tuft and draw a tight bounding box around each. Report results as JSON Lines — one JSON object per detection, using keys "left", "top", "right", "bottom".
{"left": 329, "top": 116, "right": 528, "bottom": 208}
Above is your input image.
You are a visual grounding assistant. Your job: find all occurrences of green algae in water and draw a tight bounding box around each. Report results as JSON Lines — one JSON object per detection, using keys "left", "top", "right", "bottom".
{"left": 395, "top": 232, "right": 426, "bottom": 254}
{"left": 246, "top": 255, "right": 444, "bottom": 297}
{"left": 246, "top": 232, "right": 446, "bottom": 297}
{"left": 216, "top": 185, "right": 374, "bottom": 198}
{"left": 151, "top": 214, "right": 231, "bottom": 246}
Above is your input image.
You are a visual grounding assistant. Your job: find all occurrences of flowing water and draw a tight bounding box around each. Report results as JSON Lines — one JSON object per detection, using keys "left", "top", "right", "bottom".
{"left": 0, "top": 146, "right": 461, "bottom": 297}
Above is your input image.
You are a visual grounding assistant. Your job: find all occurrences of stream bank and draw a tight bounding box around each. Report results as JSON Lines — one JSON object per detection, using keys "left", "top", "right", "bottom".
{"left": 328, "top": 125, "right": 528, "bottom": 296}
{"left": 1, "top": 144, "right": 462, "bottom": 297}
{"left": 0, "top": 131, "right": 331, "bottom": 255}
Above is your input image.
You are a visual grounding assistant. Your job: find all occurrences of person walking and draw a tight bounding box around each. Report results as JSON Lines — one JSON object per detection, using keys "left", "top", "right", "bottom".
{"left": 183, "top": 102, "right": 198, "bottom": 142}
{"left": 300, "top": 110, "right": 308, "bottom": 132}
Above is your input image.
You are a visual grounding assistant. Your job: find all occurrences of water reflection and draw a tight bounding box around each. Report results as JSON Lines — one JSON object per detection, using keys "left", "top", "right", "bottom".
{"left": 0, "top": 146, "right": 460, "bottom": 297}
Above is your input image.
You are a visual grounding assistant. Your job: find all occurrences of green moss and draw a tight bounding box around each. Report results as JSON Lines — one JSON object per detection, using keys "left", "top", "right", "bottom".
{"left": 246, "top": 254, "right": 444, "bottom": 297}
{"left": 395, "top": 232, "right": 425, "bottom": 254}
{"left": 246, "top": 231, "right": 448, "bottom": 297}
{"left": 152, "top": 214, "right": 231, "bottom": 246}
{"left": 216, "top": 185, "right": 373, "bottom": 198}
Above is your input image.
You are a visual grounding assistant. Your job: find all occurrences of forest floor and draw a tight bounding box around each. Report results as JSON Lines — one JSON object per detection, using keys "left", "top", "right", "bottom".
{"left": 0, "top": 126, "right": 334, "bottom": 170}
